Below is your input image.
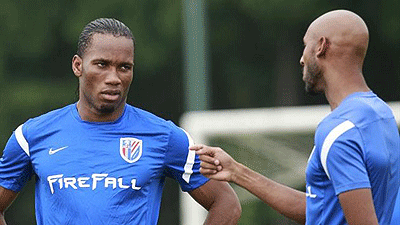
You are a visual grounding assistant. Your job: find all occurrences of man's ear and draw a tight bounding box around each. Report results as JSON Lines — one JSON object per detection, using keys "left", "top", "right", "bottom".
{"left": 72, "top": 55, "right": 83, "bottom": 77}
{"left": 316, "top": 36, "right": 329, "bottom": 58}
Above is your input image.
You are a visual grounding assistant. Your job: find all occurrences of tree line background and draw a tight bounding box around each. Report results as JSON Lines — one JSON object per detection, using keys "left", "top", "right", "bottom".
{"left": 0, "top": 0, "right": 399, "bottom": 224}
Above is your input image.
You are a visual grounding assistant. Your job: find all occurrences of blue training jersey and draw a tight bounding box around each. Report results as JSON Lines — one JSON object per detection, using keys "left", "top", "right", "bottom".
{"left": 391, "top": 188, "right": 400, "bottom": 225}
{"left": 0, "top": 103, "right": 209, "bottom": 225}
{"left": 305, "top": 91, "right": 400, "bottom": 224}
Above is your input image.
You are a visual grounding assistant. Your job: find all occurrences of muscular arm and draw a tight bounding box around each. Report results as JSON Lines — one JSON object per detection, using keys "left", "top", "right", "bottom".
{"left": 231, "top": 163, "right": 306, "bottom": 224}
{"left": 338, "top": 188, "right": 378, "bottom": 225}
{"left": 0, "top": 186, "right": 18, "bottom": 225}
{"left": 192, "top": 145, "right": 306, "bottom": 224}
{"left": 189, "top": 179, "right": 241, "bottom": 225}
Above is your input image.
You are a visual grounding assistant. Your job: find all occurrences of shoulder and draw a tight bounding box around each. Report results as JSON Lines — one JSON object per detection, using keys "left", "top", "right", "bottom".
{"left": 126, "top": 105, "right": 167, "bottom": 123}
{"left": 334, "top": 92, "right": 393, "bottom": 127}
{"left": 314, "top": 93, "right": 393, "bottom": 150}
{"left": 125, "top": 105, "right": 191, "bottom": 151}
{"left": 125, "top": 104, "right": 182, "bottom": 133}
{"left": 21, "top": 104, "right": 74, "bottom": 139}
{"left": 16, "top": 104, "right": 75, "bottom": 142}
{"left": 315, "top": 117, "right": 356, "bottom": 152}
{"left": 318, "top": 93, "right": 392, "bottom": 133}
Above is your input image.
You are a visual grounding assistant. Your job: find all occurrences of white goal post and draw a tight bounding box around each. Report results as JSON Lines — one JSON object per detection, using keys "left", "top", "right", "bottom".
{"left": 178, "top": 102, "right": 400, "bottom": 225}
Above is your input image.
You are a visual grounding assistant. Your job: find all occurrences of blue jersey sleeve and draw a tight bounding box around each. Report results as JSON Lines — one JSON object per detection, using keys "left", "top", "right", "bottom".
{"left": 0, "top": 125, "right": 33, "bottom": 192}
{"left": 325, "top": 127, "right": 370, "bottom": 195}
{"left": 164, "top": 122, "right": 209, "bottom": 192}
{"left": 391, "top": 188, "right": 400, "bottom": 225}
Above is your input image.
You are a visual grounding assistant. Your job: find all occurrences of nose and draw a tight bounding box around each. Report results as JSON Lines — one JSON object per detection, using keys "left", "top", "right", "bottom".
{"left": 300, "top": 55, "right": 304, "bottom": 67}
{"left": 105, "top": 68, "right": 122, "bottom": 85}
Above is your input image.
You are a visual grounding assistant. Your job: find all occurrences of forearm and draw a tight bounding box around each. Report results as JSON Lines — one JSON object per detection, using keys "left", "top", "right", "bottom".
{"left": 233, "top": 162, "right": 306, "bottom": 224}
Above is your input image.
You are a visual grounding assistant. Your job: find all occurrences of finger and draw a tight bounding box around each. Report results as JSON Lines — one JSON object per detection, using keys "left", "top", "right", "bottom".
{"left": 200, "top": 161, "right": 219, "bottom": 170}
{"left": 199, "top": 155, "right": 221, "bottom": 167}
{"left": 198, "top": 154, "right": 216, "bottom": 164}
{"left": 192, "top": 145, "right": 216, "bottom": 156}
{"left": 189, "top": 144, "right": 204, "bottom": 151}
{"left": 199, "top": 167, "right": 218, "bottom": 175}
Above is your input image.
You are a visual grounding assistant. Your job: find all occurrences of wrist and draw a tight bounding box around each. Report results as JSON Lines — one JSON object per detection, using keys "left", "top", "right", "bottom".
{"left": 231, "top": 162, "right": 246, "bottom": 185}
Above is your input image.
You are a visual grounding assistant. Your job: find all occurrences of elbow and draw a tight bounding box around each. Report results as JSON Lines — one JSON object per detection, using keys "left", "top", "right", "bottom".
{"left": 216, "top": 193, "right": 242, "bottom": 224}
{"left": 225, "top": 193, "right": 242, "bottom": 223}
{"left": 224, "top": 186, "right": 242, "bottom": 223}
{"left": 231, "top": 202, "right": 242, "bottom": 222}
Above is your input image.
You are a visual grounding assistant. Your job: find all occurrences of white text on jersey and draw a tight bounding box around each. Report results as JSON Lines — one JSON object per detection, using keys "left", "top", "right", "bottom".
{"left": 47, "top": 174, "right": 142, "bottom": 194}
{"left": 306, "top": 185, "right": 317, "bottom": 198}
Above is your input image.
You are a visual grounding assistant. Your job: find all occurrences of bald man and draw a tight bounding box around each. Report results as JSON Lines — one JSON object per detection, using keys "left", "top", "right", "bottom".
{"left": 192, "top": 9, "right": 400, "bottom": 225}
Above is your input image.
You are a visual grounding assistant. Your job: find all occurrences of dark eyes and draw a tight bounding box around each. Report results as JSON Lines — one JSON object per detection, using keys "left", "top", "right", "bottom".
{"left": 94, "top": 61, "right": 133, "bottom": 72}
{"left": 120, "top": 65, "right": 132, "bottom": 71}
{"left": 94, "top": 60, "right": 107, "bottom": 68}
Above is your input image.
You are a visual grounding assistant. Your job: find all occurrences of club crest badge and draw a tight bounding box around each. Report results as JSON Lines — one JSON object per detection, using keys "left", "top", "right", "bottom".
{"left": 120, "top": 138, "right": 143, "bottom": 163}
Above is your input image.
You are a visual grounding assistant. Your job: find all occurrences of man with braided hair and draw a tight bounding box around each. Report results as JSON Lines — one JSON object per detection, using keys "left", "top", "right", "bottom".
{"left": 0, "top": 18, "right": 241, "bottom": 225}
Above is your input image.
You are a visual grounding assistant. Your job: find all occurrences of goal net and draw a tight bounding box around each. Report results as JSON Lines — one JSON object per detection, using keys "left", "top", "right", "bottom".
{"left": 179, "top": 102, "right": 400, "bottom": 225}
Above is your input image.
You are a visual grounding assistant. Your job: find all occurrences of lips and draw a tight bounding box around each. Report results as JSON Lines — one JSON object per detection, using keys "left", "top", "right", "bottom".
{"left": 100, "top": 90, "right": 121, "bottom": 101}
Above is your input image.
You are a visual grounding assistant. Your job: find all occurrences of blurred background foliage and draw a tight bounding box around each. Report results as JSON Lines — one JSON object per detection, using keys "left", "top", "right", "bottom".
{"left": 0, "top": 0, "right": 399, "bottom": 224}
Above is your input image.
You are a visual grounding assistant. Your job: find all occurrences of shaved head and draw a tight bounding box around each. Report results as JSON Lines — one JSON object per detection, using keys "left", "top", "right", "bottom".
{"left": 305, "top": 10, "right": 369, "bottom": 62}
{"left": 300, "top": 10, "right": 371, "bottom": 109}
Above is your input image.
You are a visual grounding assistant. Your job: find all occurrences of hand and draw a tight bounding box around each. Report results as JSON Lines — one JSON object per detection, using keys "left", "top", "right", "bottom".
{"left": 190, "top": 144, "right": 238, "bottom": 182}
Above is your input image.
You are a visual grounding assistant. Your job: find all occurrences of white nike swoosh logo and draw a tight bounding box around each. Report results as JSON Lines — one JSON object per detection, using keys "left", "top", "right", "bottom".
{"left": 49, "top": 146, "right": 68, "bottom": 155}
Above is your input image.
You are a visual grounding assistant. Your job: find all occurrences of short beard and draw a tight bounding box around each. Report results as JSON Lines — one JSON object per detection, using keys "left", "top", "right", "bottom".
{"left": 304, "top": 59, "right": 323, "bottom": 96}
{"left": 98, "top": 104, "right": 116, "bottom": 114}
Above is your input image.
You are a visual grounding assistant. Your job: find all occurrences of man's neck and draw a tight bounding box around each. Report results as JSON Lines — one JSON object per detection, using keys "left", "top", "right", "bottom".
{"left": 76, "top": 101, "right": 125, "bottom": 122}
{"left": 325, "top": 84, "right": 370, "bottom": 111}
{"left": 323, "top": 69, "right": 370, "bottom": 110}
